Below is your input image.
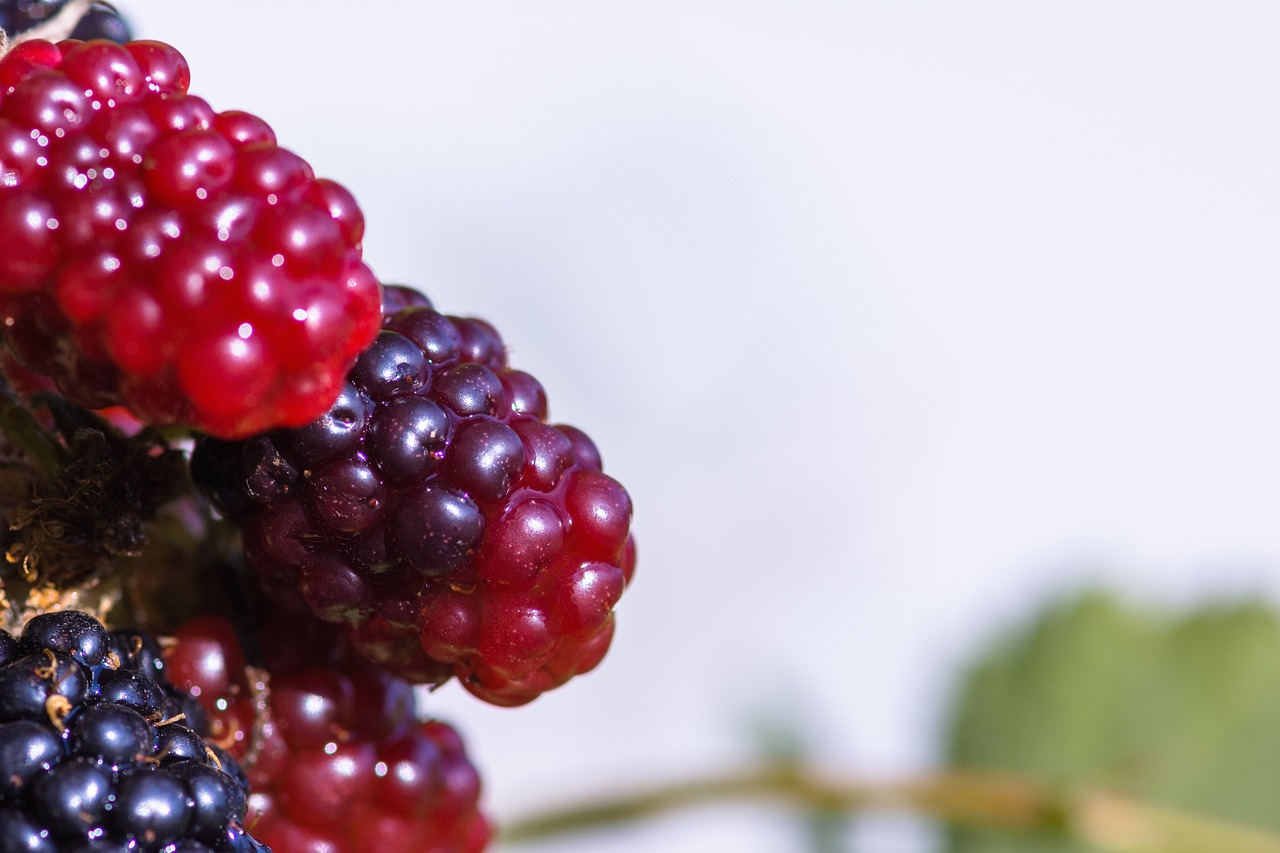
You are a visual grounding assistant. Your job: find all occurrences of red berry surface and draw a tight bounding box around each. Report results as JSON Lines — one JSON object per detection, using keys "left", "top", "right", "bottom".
{"left": 194, "top": 287, "right": 637, "bottom": 706}
{"left": 166, "top": 612, "right": 490, "bottom": 853}
{"left": 0, "top": 38, "right": 381, "bottom": 438}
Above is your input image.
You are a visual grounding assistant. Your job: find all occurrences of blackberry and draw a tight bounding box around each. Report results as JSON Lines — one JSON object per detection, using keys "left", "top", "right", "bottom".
{"left": 195, "top": 286, "right": 636, "bottom": 706}
{"left": 0, "top": 1, "right": 131, "bottom": 43}
{"left": 69, "top": 3, "right": 132, "bottom": 42}
{"left": 0, "top": 610, "right": 269, "bottom": 851}
{"left": 166, "top": 612, "right": 490, "bottom": 853}
{"left": 0, "top": 38, "right": 381, "bottom": 438}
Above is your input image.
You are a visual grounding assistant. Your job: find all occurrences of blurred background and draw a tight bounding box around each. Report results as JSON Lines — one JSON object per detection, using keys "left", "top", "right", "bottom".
{"left": 100, "top": 2, "right": 1280, "bottom": 849}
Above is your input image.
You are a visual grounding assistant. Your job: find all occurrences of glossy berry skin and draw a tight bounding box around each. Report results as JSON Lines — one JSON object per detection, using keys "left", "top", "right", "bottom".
{"left": 166, "top": 613, "right": 490, "bottom": 853}
{"left": 195, "top": 286, "right": 637, "bottom": 706}
{"left": 0, "top": 610, "right": 269, "bottom": 851}
{"left": 0, "top": 38, "right": 381, "bottom": 438}
{"left": 69, "top": 3, "right": 132, "bottom": 42}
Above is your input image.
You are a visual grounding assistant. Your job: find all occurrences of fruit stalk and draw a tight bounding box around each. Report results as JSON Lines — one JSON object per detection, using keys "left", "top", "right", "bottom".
{"left": 499, "top": 764, "right": 1280, "bottom": 853}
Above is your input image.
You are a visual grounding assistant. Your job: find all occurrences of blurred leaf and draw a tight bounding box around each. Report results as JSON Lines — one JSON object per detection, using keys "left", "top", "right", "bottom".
{"left": 804, "top": 811, "right": 847, "bottom": 853}
{"left": 945, "top": 591, "right": 1280, "bottom": 852}
{"left": 747, "top": 712, "right": 811, "bottom": 767}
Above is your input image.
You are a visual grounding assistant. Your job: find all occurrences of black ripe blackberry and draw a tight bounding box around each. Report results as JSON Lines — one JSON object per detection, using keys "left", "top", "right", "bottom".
{"left": 0, "top": 1, "right": 132, "bottom": 41}
{"left": 68, "top": 2, "right": 132, "bottom": 41}
{"left": 0, "top": 610, "right": 269, "bottom": 851}
{"left": 195, "top": 285, "right": 636, "bottom": 706}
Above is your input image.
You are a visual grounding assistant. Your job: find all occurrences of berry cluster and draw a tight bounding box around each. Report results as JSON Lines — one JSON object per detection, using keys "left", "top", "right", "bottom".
{"left": 195, "top": 287, "right": 636, "bottom": 706}
{"left": 0, "top": 36, "right": 381, "bottom": 437}
{"left": 0, "top": 6, "right": 638, "bottom": 851}
{"left": 0, "top": 610, "right": 265, "bottom": 851}
{"left": 167, "top": 611, "right": 490, "bottom": 853}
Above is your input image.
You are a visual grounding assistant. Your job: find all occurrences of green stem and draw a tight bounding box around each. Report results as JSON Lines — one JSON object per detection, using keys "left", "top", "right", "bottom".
{"left": 500, "top": 765, "right": 1280, "bottom": 853}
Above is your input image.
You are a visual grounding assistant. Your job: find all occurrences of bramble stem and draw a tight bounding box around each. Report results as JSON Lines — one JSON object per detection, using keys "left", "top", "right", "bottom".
{"left": 500, "top": 764, "right": 1280, "bottom": 853}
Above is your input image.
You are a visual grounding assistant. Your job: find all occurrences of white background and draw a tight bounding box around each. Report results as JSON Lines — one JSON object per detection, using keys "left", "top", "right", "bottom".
{"left": 112, "top": 3, "right": 1280, "bottom": 849}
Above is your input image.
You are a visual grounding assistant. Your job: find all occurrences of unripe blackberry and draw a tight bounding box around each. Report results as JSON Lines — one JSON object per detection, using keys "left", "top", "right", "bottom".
{"left": 195, "top": 286, "right": 636, "bottom": 706}
{"left": 0, "top": 38, "right": 381, "bottom": 438}
{"left": 166, "top": 612, "right": 490, "bottom": 853}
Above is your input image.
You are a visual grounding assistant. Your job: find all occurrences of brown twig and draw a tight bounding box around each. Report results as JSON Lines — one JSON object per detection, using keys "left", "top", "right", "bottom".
{"left": 500, "top": 765, "right": 1280, "bottom": 853}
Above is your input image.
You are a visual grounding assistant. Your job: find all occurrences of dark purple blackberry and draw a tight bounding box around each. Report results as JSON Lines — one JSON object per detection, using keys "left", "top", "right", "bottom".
{"left": 0, "top": 651, "right": 89, "bottom": 720}
{"left": 0, "top": 806, "right": 58, "bottom": 852}
{"left": 225, "top": 826, "right": 271, "bottom": 852}
{"left": 20, "top": 610, "right": 108, "bottom": 667}
{"left": 169, "top": 762, "right": 248, "bottom": 840}
{"left": 378, "top": 282, "right": 433, "bottom": 317}
{"left": 156, "top": 723, "right": 213, "bottom": 764}
{"left": 0, "top": 0, "right": 59, "bottom": 32}
{"left": 111, "top": 769, "right": 195, "bottom": 844}
{"left": 104, "top": 627, "right": 168, "bottom": 681}
{"left": 194, "top": 284, "right": 636, "bottom": 706}
{"left": 68, "top": 2, "right": 132, "bottom": 41}
{"left": 68, "top": 703, "right": 153, "bottom": 765}
{"left": 106, "top": 629, "right": 168, "bottom": 680}
{"left": 0, "top": 1, "right": 131, "bottom": 41}
{"left": 0, "top": 630, "right": 18, "bottom": 667}
{"left": 95, "top": 667, "right": 166, "bottom": 716}
{"left": 0, "top": 610, "right": 269, "bottom": 851}
{"left": 0, "top": 720, "right": 61, "bottom": 797}
{"left": 32, "top": 757, "right": 112, "bottom": 836}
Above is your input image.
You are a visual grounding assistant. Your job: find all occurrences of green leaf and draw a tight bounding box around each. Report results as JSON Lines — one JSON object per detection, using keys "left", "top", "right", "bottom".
{"left": 944, "top": 591, "right": 1280, "bottom": 852}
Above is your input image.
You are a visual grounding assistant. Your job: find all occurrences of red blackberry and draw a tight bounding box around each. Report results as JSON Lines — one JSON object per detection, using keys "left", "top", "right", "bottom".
{"left": 0, "top": 37, "right": 381, "bottom": 438}
{"left": 195, "top": 287, "right": 636, "bottom": 706}
{"left": 0, "top": 610, "right": 269, "bottom": 851}
{"left": 166, "top": 612, "right": 490, "bottom": 853}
